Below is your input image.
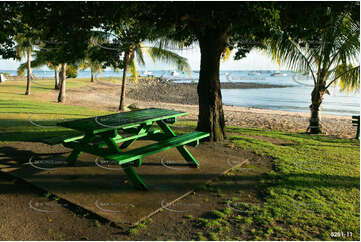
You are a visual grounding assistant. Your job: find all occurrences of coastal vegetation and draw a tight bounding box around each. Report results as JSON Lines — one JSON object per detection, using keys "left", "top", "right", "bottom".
{"left": 267, "top": 3, "right": 360, "bottom": 134}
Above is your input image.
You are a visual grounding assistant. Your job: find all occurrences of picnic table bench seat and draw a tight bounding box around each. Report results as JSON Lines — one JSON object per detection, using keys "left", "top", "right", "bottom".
{"left": 56, "top": 130, "right": 208, "bottom": 163}
{"left": 105, "top": 131, "right": 209, "bottom": 166}
{"left": 42, "top": 134, "right": 85, "bottom": 145}
{"left": 42, "top": 128, "right": 162, "bottom": 146}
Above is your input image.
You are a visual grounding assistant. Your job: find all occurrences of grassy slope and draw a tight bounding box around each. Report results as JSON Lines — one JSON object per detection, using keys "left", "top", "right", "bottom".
{"left": 0, "top": 79, "right": 359, "bottom": 240}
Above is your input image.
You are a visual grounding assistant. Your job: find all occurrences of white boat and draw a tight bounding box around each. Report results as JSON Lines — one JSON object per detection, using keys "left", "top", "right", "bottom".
{"left": 171, "top": 71, "right": 179, "bottom": 76}
{"left": 270, "top": 71, "right": 288, "bottom": 77}
{"left": 248, "top": 71, "right": 262, "bottom": 76}
{"left": 143, "top": 70, "right": 152, "bottom": 76}
{"left": 224, "top": 72, "right": 232, "bottom": 81}
{"left": 0, "top": 73, "right": 6, "bottom": 83}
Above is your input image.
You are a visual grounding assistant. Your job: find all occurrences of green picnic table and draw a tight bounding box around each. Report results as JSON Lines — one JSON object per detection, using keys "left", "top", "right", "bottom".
{"left": 45, "top": 108, "right": 209, "bottom": 190}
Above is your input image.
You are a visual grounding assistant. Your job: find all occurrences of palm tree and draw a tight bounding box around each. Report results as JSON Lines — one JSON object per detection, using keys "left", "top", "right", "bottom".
{"left": 14, "top": 33, "right": 34, "bottom": 95}
{"left": 267, "top": 7, "right": 359, "bottom": 134}
{"left": 57, "top": 63, "right": 67, "bottom": 103}
{"left": 77, "top": 35, "right": 105, "bottom": 82}
{"left": 51, "top": 63, "right": 61, "bottom": 90}
{"left": 118, "top": 40, "right": 191, "bottom": 111}
{"left": 79, "top": 57, "right": 103, "bottom": 82}
{"left": 17, "top": 52, "right": 61, "bottom": 90}
{"left": 90, "top": 29, "right": 191, "bottom": 111}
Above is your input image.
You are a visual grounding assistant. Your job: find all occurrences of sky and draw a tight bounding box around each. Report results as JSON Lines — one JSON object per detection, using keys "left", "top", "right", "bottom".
{"left": 0, "top": 45, "right": 282, "bottom": 71}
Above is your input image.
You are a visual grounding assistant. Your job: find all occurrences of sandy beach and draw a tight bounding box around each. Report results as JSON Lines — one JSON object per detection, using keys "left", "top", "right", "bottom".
{"left": 38, "top": 77, "right": 357, "bottom": 139}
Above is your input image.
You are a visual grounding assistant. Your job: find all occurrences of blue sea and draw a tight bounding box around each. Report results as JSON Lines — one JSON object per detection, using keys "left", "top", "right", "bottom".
{"left": 1, "top": 69, "right": 359, "bottom": 116}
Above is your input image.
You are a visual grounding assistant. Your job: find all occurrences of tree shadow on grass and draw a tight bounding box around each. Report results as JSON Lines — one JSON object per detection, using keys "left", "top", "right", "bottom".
{"left": 276, "top": 173, "right": 359, "bottom": 189}
{"left": 0, "top": 117, "right": 87, "bottom": 143}
{"left": 0, "top": 130, "right": 81, "bottom": 143}
{"left": 282, "top": 132, "right": 357, "bottom": 144}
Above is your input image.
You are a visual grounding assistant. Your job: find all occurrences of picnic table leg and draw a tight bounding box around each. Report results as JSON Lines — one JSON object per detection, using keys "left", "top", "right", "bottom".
{"left": 66, "top": 150, "right": 82, "bottom": 164}
{"left": 103, "top": 136, "right": 122, "bottom": 153}
{"left": 65, "top": 134, "right": 95, "bottom": 165}
{"left": 122, "top": 164, "right": 148, "bottom": 190}
{"left": 120, "top": 123, "right": 152, "bottom": 149}
{"left": 156, "top": 120, "right": 199, "bottom": 168}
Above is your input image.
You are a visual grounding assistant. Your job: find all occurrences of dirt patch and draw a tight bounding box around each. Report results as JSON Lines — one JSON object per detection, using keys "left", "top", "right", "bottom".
{"left": 126, "top": 151, "right": 273, "bottom": 241}
{"left": 0, "top": 137, "right": 261, "bottom": 225}
{"left": 0, "top": 137, "right": 273, "bottom": 240}
{"left": 0, "top": 171, "right": 121, "bottom": 240}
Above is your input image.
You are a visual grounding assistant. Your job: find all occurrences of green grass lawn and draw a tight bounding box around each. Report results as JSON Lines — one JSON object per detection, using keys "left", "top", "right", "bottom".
{"left": 174, "top": 123, "right": 360, "bottom": 241}
{"left": 0, "top": 78, "right": 112, "bottom": 142}
{"left": 0, "top": 79, "right": 359, "bottom": 240}
{"left": 225, "top": 127, "right": 360, "bottom": 240}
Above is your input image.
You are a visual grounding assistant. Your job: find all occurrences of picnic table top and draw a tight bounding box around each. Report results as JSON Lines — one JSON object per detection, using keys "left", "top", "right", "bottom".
{"left": 57, "top": 108, "right": 187, "bottom": 134}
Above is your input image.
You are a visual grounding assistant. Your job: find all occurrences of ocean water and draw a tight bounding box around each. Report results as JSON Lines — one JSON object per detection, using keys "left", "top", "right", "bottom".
{"left": 1, "top": 69, "right": 359, "bottom": 116}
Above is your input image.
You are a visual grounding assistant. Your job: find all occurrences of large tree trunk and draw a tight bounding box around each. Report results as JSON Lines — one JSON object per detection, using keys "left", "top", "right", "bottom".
{"left": 119, "top": 49, "right": 133, "bottom": 111}
{"left": 196, "top": 27, "right": 230, "bottom": 142}
{"left": 58, "top": 64, "right": 67, "bottom": 103}
{"left": 54, "top": 66, "right": 59, "bottom": 90}
{"left": 308, "top": 82, "right": 326, "bottom": 134}
{"left": 25, "top": 48, "right": 31, "bottom": 95}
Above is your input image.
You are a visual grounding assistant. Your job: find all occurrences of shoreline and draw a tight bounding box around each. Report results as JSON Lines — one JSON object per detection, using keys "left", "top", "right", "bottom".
{"left": 125, "top": 78, "right": 358, "bottom": 117}
{"left": 54, "top": 80, "right": 356, "bottom": 138}
{"left": 221, "top": 104, "right": 354, "bottom": 119}
{"left": 172, "top": 82, "right": 294, "bottom": 89}
{"left": 130, "top": 100, "right": 356, "bottom": 138}
{"left": 8, "top": 76, "right": 357, "bottom": 119}
{"left": 6, "top": 77, "right": 358, "bottom": 138}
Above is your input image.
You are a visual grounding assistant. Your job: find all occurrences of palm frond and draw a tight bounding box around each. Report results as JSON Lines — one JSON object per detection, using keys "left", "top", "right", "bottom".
{"left": 150, "top": 47, "right": 191, "bottom": 74}
{"left": 78, "top": 59, "right": 90, "bottom": 70}
{"left": 14, "top": 33, "right": 34, "bottom": 61}
{"left": 328, "top": 14, "right": 360, "bottom": 68}
{"left": 17, "top": 56, "right": 49, "bottom": 76}
{"left": 265, "top": 33, "right": 318, "bottom": 84}
{"left": 128, "top": 58, "right": 138, "bottom": 82}
{"left": 150, "top": 37, "right": 186, "bottom": 51}
{"left": 328, "top": 64, "right": 360, "bottom": 93}
{"left": 134, "top": 43, "right": 146, "bottom": 66}
{"left": 140, "top": 43, "right": 155, "bottom": 63}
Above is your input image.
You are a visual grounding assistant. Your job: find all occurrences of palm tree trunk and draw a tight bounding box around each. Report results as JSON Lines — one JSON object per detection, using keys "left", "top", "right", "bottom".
{"left": 54, "top": 66, "right": 59, "bottom": 90}
{"left": 25, "top": 48, "right": 31, "bottom": 95}
{"left": 90, "top": 68, "right": 95, "bottom": 82}
{"left": 119, "top": 49, "right": 132, "bottom": 111}
{"left": 196, "top": 27, "right": 229, "bottom": 142}
{"left": 58, "top": 64, "right": 67, "bottom": 103}
{"left": 308, "top": 82, "right": 326, "bottom": 134}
